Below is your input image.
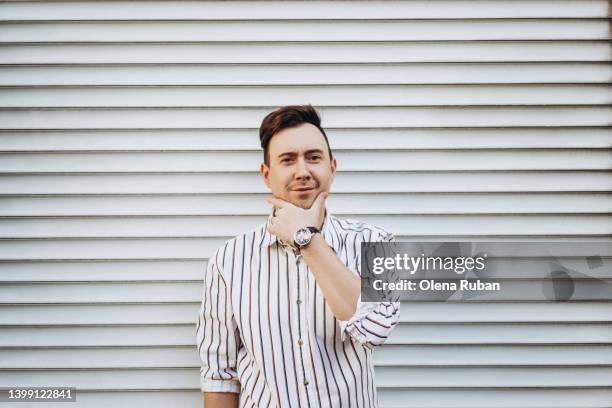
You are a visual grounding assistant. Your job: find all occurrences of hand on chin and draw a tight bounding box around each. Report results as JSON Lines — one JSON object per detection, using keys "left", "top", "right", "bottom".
{"left": 267, "top": 191, "right": 328, "bottom": 244}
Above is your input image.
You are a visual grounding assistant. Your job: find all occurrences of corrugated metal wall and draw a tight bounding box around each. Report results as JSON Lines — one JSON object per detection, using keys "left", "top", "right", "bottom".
{"left": 0, "top": 1, "right": 611, "bottom": 407}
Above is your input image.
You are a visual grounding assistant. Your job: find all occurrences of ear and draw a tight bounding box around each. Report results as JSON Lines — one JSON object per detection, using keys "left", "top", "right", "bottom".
{"left": 330, "top": 157, "right": 337, "bottom": 181}
{"left": 260, "top": 162, "right": 271, "bottom": 189}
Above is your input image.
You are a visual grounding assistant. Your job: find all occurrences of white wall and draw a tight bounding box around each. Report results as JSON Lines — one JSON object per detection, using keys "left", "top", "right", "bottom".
{"left": 0, "top": 1, "right": 611, "bottom": 407}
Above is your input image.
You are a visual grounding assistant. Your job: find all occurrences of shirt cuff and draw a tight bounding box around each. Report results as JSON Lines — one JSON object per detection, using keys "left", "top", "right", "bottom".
{"left": 201, "top": 378, "right": 241, "bottom": 393}
{"left": 337, "top": 295, "right": 378, "bottom": 344}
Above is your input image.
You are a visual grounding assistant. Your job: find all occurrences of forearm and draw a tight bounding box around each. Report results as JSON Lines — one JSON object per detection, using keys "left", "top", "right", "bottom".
{"left": 300, "top": 233, "right": 361, "bottom": 321}
{"left": 203, "top": 392, "right": 239, "bottom": 408}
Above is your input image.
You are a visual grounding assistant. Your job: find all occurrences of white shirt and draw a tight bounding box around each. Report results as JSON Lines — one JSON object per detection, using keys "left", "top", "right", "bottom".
{"left": 196, "top": 211, "right": 400, "bottom": 408}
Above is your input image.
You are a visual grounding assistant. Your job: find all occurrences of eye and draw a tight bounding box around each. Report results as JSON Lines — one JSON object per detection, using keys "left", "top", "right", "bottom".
{"left": 309, "top": 155, "right": 322, "bottom": 161}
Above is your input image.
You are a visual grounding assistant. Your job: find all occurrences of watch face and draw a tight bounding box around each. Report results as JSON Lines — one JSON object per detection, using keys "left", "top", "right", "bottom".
{"left": 295, "top": 228, "right": 313, "bottom": 246}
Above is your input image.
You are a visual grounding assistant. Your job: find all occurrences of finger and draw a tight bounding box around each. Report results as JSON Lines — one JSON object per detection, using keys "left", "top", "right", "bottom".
{"left": 268, "top": 220, "right": 280, "bottom": 235}
{"left": 265, "top": 197, "right": 278, "bottom": 216}
{"left": 311, "top": 191, "right": 328, "bottom": 211}
{"left": 266, "top": 196, "right": 288, "bottom": 208}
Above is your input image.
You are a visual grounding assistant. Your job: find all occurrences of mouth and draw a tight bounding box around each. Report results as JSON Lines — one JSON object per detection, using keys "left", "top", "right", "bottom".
{"left": 290, "top": 185, "right": 317, "bottom": 196}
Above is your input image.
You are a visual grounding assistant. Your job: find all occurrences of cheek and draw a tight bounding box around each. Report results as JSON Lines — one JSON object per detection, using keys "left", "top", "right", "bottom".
{"left": 311, "top": 169, "right": 330, "bottom": 185}
{"left": 270, "top": 169, "right": 292, "bottom": 187}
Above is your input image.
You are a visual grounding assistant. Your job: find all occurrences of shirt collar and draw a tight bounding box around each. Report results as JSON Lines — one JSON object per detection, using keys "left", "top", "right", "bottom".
{"left": 264, "top": 208, "right": 338, "bottom": 251}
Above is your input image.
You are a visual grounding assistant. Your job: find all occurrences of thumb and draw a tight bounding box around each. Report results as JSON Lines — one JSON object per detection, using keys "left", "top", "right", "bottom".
{"left": 312, "top": 191, "right": 328, "bottom": 212}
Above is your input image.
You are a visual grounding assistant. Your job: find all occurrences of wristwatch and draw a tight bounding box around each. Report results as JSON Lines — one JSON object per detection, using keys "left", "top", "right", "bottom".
{"left": 293, "top": 226, "right": 320, "bottom": 249}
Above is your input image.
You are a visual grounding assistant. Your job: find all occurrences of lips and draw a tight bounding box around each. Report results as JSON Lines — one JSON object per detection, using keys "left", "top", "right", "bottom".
{"left": 291, "top": 185, "right": 315, "bottom": 192}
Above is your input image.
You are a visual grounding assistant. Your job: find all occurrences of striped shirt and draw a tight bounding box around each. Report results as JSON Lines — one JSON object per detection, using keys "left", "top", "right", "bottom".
{"left": 196, "top": 211, "right": 400, "bottom": 408}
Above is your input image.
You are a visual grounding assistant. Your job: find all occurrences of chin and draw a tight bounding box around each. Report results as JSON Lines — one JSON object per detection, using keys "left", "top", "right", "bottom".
{"left": 286, "top": 191, "right": 316, "bottom": 207}
{"left": 299, "top": 201, "right": 313, "bottom": 210}
{"left": 297, "top": 198, "right": 315, "bottom": 209}
{"left": 286, "top": 198, "right": 308, "bottom": 209}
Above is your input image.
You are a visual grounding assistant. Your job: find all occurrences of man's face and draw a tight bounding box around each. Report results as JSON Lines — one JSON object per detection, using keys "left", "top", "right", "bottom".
{"left": 260, "top": 123, "right": 336, "bottom": 209}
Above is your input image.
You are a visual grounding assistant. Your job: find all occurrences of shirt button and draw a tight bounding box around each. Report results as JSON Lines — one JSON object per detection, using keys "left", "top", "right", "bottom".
{"left": 298, "top": 339, "right": 303, "bottom": 346}
{"left": 304, "top": 379, "right": 309, "bottom": 386}
{"left": 296, "top": 299, "right": 302, "bottom": 305}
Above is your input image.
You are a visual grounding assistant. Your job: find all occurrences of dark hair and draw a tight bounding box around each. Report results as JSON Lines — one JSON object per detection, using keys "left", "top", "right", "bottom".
{"left": 259, "top": 104, "right": 333, "bottom": 166}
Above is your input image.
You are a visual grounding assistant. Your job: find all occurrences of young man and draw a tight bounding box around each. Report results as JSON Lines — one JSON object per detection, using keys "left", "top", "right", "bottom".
{"left": 196, "top": 105, "right": 400, "bottom": 408}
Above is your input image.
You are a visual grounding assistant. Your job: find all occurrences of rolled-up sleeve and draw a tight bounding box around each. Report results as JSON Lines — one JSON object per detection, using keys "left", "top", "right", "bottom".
{"left": 195, "top": 245, "right": 241, "bottom": 393}
{"left": 338, "top": 228, "right": 400, "bottom": 349}
{"left": 338, "top": 298, "right": 399, "bottom": 349}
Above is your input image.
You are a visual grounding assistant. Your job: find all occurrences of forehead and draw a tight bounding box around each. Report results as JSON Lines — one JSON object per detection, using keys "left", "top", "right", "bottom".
{"left": 268, "top": 123, "right": 327, "bottom": 156}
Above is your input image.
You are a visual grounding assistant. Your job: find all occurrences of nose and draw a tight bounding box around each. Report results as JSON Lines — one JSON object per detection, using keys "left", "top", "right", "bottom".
{"left": 294, "top": 157, "right": 311, "bottom": 181}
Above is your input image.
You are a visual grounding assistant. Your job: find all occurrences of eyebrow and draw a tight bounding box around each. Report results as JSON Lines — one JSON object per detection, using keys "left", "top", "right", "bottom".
{"left": 277, "top": 149, "right": 325, "bottom": 159}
